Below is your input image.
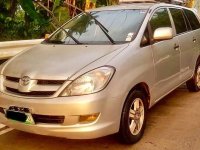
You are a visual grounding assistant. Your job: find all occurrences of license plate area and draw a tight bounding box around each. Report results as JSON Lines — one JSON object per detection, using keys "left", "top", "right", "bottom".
{"left": 5, "top": 106, "right": 35, "bottom": 125}
{"left": 6, "top": 111, "right": 27, "bottom": 122}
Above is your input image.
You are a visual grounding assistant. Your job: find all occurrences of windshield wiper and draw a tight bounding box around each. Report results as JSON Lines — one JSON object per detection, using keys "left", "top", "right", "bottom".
{"left": 59, "top": 26, "right": 82, "bottom": 44}
{"left": 64, "top": 2, "right": 115, "bottom": 44}
{"left": 85, "top": 12, "right": 115, "bottom": 44}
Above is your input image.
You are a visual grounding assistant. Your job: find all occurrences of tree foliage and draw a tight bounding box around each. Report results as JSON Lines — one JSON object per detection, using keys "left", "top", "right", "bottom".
{"left": 0, "top": 0, "right": 117, "bottom": 41}
{"left": 19, "top": 0, "right": 47, "bottom": 24}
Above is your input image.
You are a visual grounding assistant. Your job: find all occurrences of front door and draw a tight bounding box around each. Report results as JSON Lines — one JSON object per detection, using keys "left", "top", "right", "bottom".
{"left": 149, "top": 8, "right": 181, "bottom": 102}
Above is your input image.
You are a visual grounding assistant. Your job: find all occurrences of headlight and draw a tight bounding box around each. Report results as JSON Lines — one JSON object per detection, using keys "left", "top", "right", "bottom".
{"left": 60, "top": 66, "right": 115, "bottom": 96}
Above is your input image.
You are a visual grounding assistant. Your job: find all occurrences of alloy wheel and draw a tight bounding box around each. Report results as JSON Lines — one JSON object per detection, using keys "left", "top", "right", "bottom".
{"left": 129, "top": 98, "right": 145, "bottom": 135}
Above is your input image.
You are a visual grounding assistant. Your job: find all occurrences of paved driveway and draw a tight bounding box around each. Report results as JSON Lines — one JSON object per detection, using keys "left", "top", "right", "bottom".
{"left": 0, "top": 86, "right": 200, "bottom": 150}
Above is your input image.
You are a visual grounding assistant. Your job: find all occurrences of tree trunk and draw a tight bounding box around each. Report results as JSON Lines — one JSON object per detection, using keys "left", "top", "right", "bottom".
{"left": 9, "top": 0, "right": 18, "bottom": 18}
{"left": 65, "top": 0, "right": 76, "bottom": 17}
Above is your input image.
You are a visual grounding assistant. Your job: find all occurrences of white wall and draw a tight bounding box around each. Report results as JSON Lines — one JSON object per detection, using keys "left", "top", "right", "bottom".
{"left": 194, "top": 0, "right": 200, "bottom": 15}
{"left": 0, "top": 39, "right": 43, "bottom": 59}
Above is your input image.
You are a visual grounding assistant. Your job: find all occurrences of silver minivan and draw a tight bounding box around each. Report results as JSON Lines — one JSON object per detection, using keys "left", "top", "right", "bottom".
{"left": 0, "top": 2, "right": 200, "bottom": 144}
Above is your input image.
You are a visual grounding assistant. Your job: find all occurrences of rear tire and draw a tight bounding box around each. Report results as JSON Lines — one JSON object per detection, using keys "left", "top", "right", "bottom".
{"left": 118, "top": 90, "right": 148, "bottom": 144}
{"left": 186, "top": 62, "right": 200, "bottom": 92}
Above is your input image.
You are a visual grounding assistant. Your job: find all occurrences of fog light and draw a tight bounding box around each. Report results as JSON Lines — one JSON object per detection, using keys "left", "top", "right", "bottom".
{"left": 79, "top": 113, "right": 100, "bottom": 123}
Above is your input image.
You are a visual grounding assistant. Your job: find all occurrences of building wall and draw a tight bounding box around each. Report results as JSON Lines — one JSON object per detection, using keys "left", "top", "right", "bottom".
{"left": 194, "top": 0, "right": 200, "bottom": 15}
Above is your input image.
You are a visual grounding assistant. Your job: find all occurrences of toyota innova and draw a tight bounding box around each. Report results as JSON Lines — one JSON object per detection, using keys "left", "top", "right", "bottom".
{"left": 0, "top": 2, "right": 200, "bottom": 144}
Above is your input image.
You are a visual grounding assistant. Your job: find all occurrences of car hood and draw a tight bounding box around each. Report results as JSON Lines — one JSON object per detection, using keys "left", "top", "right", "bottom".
{"left": 2, "top": 44, "right": 128, "bottom": 80}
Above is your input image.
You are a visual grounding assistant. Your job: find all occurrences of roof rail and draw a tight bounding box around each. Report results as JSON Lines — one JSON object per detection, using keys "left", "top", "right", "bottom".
{"left": 119, "top": 0, "right": 186, "bottom": 6}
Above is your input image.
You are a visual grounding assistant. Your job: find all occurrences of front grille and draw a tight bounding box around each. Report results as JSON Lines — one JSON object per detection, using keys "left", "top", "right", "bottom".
{"left": 37, "top": 80, "right": 65, "bottom": 85}
{"left": 6, "top": 87, "right": 55, "bottom": 97}
{"left": 32, "top": 114, "right": 65, "bottom": 124}
{"left": 6, "top": 76, "right": 20, "bottom": 82}
{"left": 4, "top": 76, "right": 65, "bottom": 97}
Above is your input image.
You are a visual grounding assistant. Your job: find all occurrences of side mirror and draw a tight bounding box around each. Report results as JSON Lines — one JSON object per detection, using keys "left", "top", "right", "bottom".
{"left": 153, "top": 27, "right": 173, "bottom": 41}
{"left": 45, "top": 34, "right": 50, "bottom": 40}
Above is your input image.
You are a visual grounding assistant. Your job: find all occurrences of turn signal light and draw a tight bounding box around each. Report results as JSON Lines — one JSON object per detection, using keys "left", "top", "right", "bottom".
{"left": 79, "top": 113, "right": 100, "bottom": 123}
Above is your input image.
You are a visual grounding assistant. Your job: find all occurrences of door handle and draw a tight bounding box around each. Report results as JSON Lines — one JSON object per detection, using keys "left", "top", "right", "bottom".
{"left": 193, "top": 38, "right": 197, "bottom": 43}
{"left": 174, "top": 44, "right": 180, "bottom": 51}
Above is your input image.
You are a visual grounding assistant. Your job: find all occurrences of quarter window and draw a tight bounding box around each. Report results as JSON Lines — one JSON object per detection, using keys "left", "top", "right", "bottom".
{"left": 141, "top": 27, "right": 150, "bottom": 47}
{"left": 150, "top": 8, "right": 172, "bottom": 34}
{"left": 169, "top": 8, "right": 188, "bottom": 34}
{"left": 184, "top": 9, "right": 200, "bottom": 30}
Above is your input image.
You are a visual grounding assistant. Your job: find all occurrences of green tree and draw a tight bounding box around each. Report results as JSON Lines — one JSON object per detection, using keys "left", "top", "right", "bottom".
{"left": 0, "top": 0, "right": 116, "bottom": 41}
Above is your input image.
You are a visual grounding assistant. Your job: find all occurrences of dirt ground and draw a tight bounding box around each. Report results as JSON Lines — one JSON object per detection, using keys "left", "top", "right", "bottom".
{"left": 1, "top": 86, "right": 200, "bottom": 150}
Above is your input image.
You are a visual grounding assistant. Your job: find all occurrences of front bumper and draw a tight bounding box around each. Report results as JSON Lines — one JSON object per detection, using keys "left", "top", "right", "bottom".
{"left": 0, "top": 92, "right": 122, "bottom": 139}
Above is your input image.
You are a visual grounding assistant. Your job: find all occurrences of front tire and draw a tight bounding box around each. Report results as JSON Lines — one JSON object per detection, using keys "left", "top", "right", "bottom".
{"left": 118, "top": 91, "right": 148, "bottom": 144}
{"left": 186, "top": 62, "right": 200, "bottom": 92}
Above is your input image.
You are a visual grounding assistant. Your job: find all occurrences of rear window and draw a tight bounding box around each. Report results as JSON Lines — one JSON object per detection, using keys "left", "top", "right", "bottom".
{"left": 184, "top": 9, "right": 200, "bottom": 30}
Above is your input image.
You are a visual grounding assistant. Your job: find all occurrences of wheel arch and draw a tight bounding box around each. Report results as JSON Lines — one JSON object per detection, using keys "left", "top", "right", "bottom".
{"left": 118, "top": 82, "right": 150, "bottom": 143}
{"left": 127, "top": 82, "right": 151, "bottom": 109}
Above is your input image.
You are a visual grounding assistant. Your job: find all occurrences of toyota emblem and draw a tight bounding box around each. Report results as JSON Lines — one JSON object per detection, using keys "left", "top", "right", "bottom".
{"left": 20, "top": 76, "right": 31, "bottom": 86}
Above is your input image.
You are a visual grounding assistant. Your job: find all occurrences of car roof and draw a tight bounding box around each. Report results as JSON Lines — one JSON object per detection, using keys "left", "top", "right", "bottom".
{"left": 88, "top": 2, "right": 190, "bottom": 12}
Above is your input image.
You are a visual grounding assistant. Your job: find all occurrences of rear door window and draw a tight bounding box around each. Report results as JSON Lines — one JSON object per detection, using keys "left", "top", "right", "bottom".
{"left": 183, "top": 9, "right": 200, "bottom": 30}
{"left": 169, "top": 8, "right": 188, "bottom": 35}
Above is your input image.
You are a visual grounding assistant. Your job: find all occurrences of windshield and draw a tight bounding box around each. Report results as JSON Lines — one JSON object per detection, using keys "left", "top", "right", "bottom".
{"left": 47, "top": 9, "right": 147, "bottom": 45}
